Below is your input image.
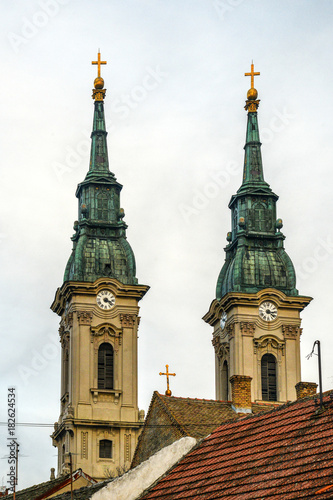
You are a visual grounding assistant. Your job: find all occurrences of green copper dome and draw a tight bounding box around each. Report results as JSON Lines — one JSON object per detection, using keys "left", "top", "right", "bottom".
{"left": 64, "top": 84, "right": 137, "bottom": 285}
{"left": 216, "top": 93, "right": 297, "bottom": 299}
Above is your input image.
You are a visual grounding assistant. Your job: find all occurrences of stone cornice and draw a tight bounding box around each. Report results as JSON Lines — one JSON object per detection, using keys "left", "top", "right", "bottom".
{"left": 203, "top": 288, "right": 312, "bottom": 326}
{"left": 52, "top": 418, "right": 143, "bottom": 440}
{"left": 51, "top": 277, "right": 149, "bottom": 316}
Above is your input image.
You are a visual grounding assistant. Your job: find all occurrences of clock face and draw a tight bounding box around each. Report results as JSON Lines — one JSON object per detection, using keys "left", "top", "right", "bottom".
{"left": 96, "top": 290, "right": 115, "bottom": 310}
{"left": 259, "top": 301, "right": 277, "bottom": 322}
{"left": 220, "top": 311, "right": 227, "bottom": 330}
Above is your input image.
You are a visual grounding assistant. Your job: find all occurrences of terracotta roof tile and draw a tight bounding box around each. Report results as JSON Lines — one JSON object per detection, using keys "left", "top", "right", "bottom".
{"left": 5, "top": 469, "right": 97, "bottom": 500}
{"left": 156, "top": 393, "right": 238, "bottom": 439}
{"left": 139, "top": 391, "right": 333, "bottom": 499}
{"left": 132, "top": 392, "right": 277, "bottom": 468}
{"left": 5, "top": 473, "right": 72, "bottom": 500}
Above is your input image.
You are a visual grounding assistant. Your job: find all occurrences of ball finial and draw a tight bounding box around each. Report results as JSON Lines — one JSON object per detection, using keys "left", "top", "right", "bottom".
{"left": 247, "top": 88, "right": 258, "bottom": 100}
{"left": 94, "top": 77, "right": 104, "bottom": 89}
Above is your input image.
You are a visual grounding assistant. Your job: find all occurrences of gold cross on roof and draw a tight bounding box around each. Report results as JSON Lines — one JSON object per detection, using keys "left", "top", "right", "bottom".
{"left": 92, "top": 50, "right": 107, "bottom": 78}
{"left": 159, "top": 364, "right": 176, "bottom": 397}
{"left": 245, "top": 62, "right": 260, "bottom": 89}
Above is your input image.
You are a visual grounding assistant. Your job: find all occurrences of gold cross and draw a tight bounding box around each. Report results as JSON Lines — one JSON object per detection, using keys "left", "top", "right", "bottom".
{"left": 92, "top": 50, "right": 107, "bottom": 78}
{"left": 159, "top": 364, "right": 176, "bottom": 397}
{"left": 245, "top": 62, "right": 260, "bottom": 89}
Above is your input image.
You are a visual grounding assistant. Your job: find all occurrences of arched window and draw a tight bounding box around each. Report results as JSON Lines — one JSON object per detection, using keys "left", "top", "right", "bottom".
{"left": 221, "top": 361, "right": 229, "bottom": 401}
{"left": 98, "top": 343, "right": 113, "bottom": 389}
{"left": 261, "top": 354, "right": 277, "bottom": 401}
{"left": 99, "top": 439, "right": 112, "bottom": 459}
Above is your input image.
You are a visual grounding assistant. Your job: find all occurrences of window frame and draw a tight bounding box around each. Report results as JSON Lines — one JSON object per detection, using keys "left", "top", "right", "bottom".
{"left": 98, "top": 342, "right": 114, "bottom": 390}
{"left": 261, "top": 353, "right": 277, "bottom": 401}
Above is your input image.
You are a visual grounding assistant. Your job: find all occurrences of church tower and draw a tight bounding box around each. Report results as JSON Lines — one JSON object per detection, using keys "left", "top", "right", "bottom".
{"left": 203, "top": 65, "right": 312, "bottom": 404}
{"left": 51, "top": 53, "right": 149, "bottom": 479}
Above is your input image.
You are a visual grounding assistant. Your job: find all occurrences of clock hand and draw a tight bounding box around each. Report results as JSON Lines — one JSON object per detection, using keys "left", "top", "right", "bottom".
{"left": 103, "top": 297, "right": 113, "bottom": 305}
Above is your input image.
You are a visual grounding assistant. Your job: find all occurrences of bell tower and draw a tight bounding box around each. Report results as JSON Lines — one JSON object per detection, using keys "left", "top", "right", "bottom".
{"left": 203, "top": 64, "right": 312, "bottom": 405}
{"left": 51, "top": 53, "right": 149, "bottom": 479}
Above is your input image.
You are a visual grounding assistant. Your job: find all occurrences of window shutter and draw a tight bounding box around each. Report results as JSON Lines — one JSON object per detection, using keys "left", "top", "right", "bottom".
{"left": 99, "top": 439, "right": 112, "bottom": 459}
{"left": 98, "top": 343, "right": 114, "bottom": 389}
{"left": 261, "top": 354, "right": 277, "bottom": 401}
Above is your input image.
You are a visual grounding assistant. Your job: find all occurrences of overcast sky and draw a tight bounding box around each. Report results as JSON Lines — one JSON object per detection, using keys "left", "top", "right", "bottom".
{"left": 1, "top": 0, "right": 333, "bottom": 490}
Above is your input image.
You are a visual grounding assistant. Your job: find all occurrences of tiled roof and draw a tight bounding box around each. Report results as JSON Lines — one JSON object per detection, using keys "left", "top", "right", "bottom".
{"left": 5, "top": 469, "right": 96, "bottom": 500}
{"left": 132, "top": 391, "right": 278, "bottom": 468}
{"left": 5, "top": 473, "right": 72, "bottom": 500}
{"left": 50, "top": 480, "right": 110, "bottom": 499}
{"left": 139, "top": 391, "right": 333, "bottom": 499}
{"left": 155, "top": 392, "right": 239, "bottom": 438}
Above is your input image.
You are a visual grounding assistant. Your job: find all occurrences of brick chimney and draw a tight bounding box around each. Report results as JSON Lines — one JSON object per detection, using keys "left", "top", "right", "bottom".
{"left": 230, "top": 375, "right": 252, "bottom": 414}
{"left": 295, "top": 381, "right": 317, "bottom": 400}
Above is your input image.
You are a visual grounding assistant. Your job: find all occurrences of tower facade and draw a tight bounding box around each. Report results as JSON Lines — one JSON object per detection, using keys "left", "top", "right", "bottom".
{"left": 51, "top": 55, "right": 148, "bottom": 479}
{"left": 204, "top": 65, "right": 311, "bottom": 405}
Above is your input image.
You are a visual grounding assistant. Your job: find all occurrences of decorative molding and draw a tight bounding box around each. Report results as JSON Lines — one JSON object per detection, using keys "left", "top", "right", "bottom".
{"left": 212, "top": 336, "right": 229, "bottom": 362}
{"left": 91, "top": 388, "right": 121, "bottom": 405}
{"left": 254, "top": 336, "right": 285, "bottom": 355}
{"left": 81, "top": 432, "right": 88, "bottom": 459}
{"left": 254, "top": 336, "right": 285, "bottom": 365}
{"left": 125, "top": 433, "right": 131, "bottom": 463}
{"left": 97, "top": 429, "right": 115, "bottom": 438}
{"left": 60, "top": 331, "right": 70, "bottom": 347}
{"left": 240, "top": 322, "right": 256, "bottom": 337}
{"left": 65, "top": 312, "right": 73, "bottom": 329}
{"left": 120, "top": 314, "right": 136, "bottom": 328}
{"left": 212, "top": 335, "right": 220, "bottom": 354}
{"left": 226, "top": 323, "right": 235, "bottom": 340}
{"left": 91, "top": 326, "right": 114, "bottom": 337}
{"left": 77, "top": 311, "right": 93, "bottom": 325}
{"left": 218, "top": 342, "right": 230, "bottom": 363}
{"left": 282, "top": 325, "right": 302, "bottom": 339}
{"left": 90, "top": 324, "right": 122, "bottom": 351}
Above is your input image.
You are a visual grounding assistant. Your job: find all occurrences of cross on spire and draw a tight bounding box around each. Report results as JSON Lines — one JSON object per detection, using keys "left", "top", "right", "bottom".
{"left": 245, "top": 62, "right": 260, "bottom": 89}
{"left": 92, "top": 50, "right": 107, "bottom": 78}
{"left": 159, "top": 364, "right": 176, "bottom": 397}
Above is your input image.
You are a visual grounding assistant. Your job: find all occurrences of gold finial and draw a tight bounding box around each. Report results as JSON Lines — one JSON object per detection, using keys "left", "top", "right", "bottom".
{"left": 245, "top": 62, "right": 260, "bottom": 90}
{"left": 92, "top": 50, "right": 107, "bottom": 78}
{"left": 244, "top": 62, "right": 260, "bottom": 112}
{"left": 91, "top": 51, "right": 107, "bottom": 101}
{"left": 159, "top": 364, "right": 176, "bottom": 397}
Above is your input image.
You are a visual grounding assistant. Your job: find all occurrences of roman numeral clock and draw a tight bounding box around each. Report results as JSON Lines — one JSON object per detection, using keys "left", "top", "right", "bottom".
{"left": 96, "top": 289, "right": 116, "bottom": 310}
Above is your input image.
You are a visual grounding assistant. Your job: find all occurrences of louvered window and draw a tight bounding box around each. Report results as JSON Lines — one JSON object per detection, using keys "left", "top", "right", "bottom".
{"left": 261, "top": 354, "right": 277, "bottom": 401}
{"left": 99, "top": 439, "right": 112, "bottom": 459}
{"left": 97, "top": 192, "right": 109, "bottom": 220}
{"left": 98, "top": 343, "right": 113, "bottom": 389}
